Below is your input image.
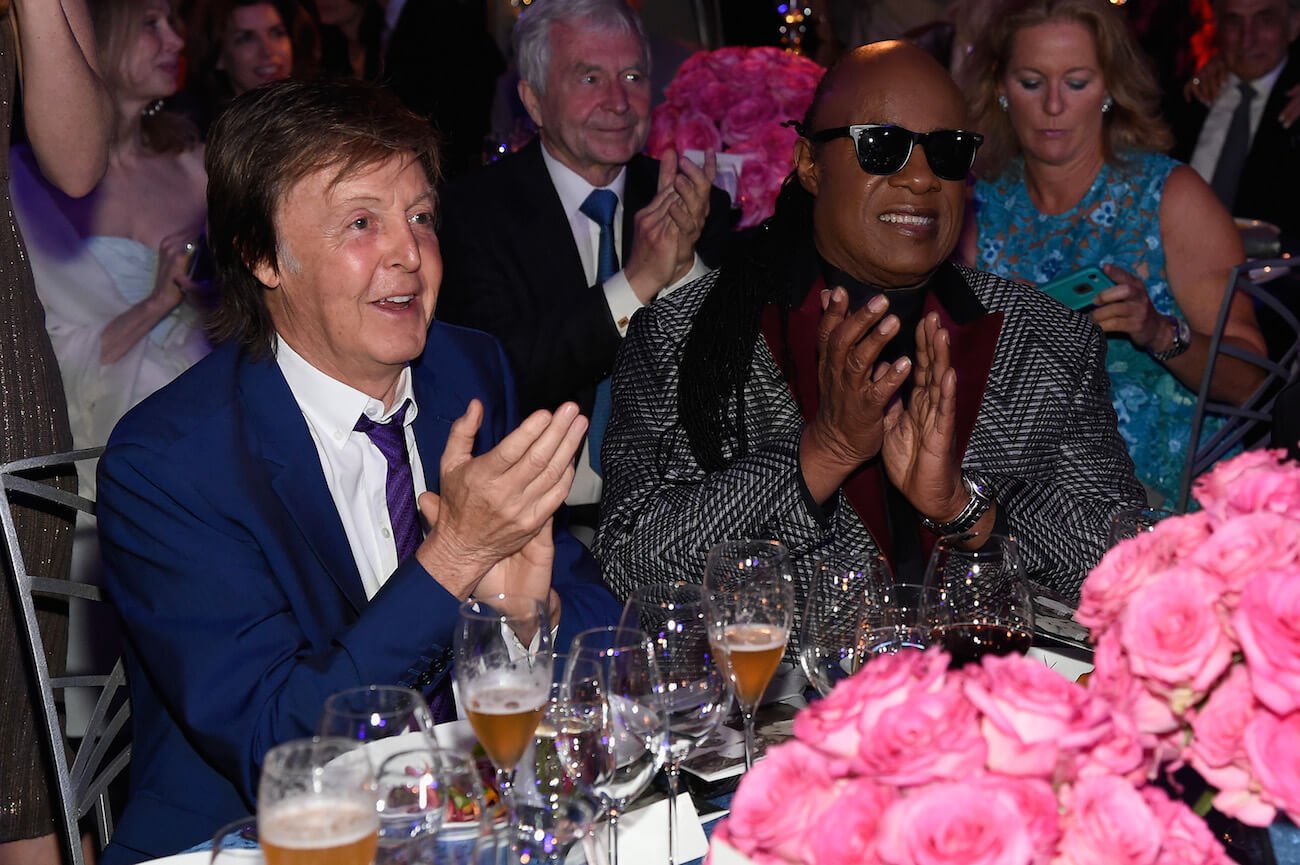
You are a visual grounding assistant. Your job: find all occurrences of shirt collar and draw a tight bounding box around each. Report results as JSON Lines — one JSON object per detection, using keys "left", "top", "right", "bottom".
{"left": 540, "top": 142, "right": 628, "bottom": 222}
{"left": 275, "top": 337, "right": 419, "bottom": 451}
{"left": 1228, "top": 54, "right": 1289, "bottom": 95}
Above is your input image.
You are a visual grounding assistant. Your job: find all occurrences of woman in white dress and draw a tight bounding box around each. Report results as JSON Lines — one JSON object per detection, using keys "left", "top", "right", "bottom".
{"left": 12, "top": 0, "right": 209, "bottom": 487}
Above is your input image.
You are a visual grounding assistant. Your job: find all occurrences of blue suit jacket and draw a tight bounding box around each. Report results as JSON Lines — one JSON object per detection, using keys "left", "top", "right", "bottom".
{"left": 97, "top": 322, "right": 621, "bottom": 864}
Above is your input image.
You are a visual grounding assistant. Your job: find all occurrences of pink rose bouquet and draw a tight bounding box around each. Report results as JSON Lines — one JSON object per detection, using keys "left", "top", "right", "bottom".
{"left": 1079, "top": 449, "right": 1300, "bottom": 827}
{"left": 648, "top": 47, "right": 825, "bottom": 229}
{"left": 710, "top": 648, "right": 1229, "bottom": 865}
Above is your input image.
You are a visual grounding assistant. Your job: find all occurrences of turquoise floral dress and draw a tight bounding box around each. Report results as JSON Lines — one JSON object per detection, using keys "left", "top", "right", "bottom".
{"left": 973, "top": 151, "right": 1215, "bottom": 507}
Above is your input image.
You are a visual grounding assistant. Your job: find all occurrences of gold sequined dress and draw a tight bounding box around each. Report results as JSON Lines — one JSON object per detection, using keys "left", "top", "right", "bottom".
{"left": 0, "top": 15, "right": 76, "bottom": 842}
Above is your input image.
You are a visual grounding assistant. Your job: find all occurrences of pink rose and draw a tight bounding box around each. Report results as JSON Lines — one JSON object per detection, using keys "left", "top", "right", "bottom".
{"left": 662, "top": 64, "right": 719, "bottom": 110}
{"left": 1055, "top": 775, "right": 1162, "bottom": 865}
{"left": 1117, "top": 568, "right": 1234, "bottom": 697}
{"left": 852, "top": 675, "right": 987, "bottom": 785}
{"left": 703, "top": 45, "right": 748, "bottom": 74}
{"left": 735, "top": 154, "right": 788, "bottom": 228}
{"left": 807, "top": 778, "right": 895, "bottom": 865}
{"left": 720, "top": 97, "right": 780, "bottom": 145}
{"left": 1076, "top": 513, "right": 1212, "bottom": 633}
{"left": 794, "top": 649, "right": 948, "bottom": 769}
{"left": 671, "top": 110, "right": 724, "bottom": 154}
{"left": 1193, "top": 449, "right": 1300, "bottom": 523}
{"left": 1232, "top": 568, "right": 1300, "bottom": 716}
{"left": 1088, "top": 632, "right": 1180, "bottom": 748}
{"left": 1142, "top": 788, "right": 1235, "bottom": 865}
{"left": 1188, "top": 513, "right": 1300, "bottom": 600}
{"left": 1074, "top": 713, "right": 1148, "bottom": 783}
{"left": 970, "top": 775, "right": 1061, "bottom": 861}
{"left": 876, "top": 781, "right": 1033, "bottom": 865}
{"left": 1245, "top": 708, "right": 1300, "bottom": 822}
{"left": 963, "top": 653, "right": 1110, "bottom": 779}
{"left": 1184, "top": 665, "right": 1276, "bottom": 824}
{"left": 724, "top": 739, "right": 839, "bottom": 863}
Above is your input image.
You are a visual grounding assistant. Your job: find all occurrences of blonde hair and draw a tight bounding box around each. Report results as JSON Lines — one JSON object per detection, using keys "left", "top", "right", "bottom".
{"left": 89, "top": 0, "right": 198, "bottom": 154}
{"left": 964, "top": 0, "right": 1172, "bottom": 177}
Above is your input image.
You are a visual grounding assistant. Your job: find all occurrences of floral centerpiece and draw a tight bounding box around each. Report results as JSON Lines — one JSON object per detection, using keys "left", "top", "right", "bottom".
{"left": 647, "top": 46, "right": 824, "bottom": 229}
{"left": 711, "top": 648, "right": 1231, "bottom": 864}
{"left": 1078, "top": 449, "right": 1300, "bottom": 827}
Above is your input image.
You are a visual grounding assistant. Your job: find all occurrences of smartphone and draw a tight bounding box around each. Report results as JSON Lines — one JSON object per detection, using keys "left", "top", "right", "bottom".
{"left": 1038, "top": 266, "right": 1113, "bottom": 311}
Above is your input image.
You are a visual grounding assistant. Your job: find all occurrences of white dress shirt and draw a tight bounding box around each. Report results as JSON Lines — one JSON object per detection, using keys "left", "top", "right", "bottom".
{"left": 1190, "top": 57, "right": 1288, "bottom": 184}
{"left": 276, "top": 338, "right": 427, "bottom": 599}
{"left": 539, "top": 144, "right": 710, "bottom": 506}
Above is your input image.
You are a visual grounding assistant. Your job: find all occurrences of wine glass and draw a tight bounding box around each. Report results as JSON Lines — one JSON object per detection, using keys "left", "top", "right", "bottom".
{"left": 502, "top": 675, "right": 602, "bottom": 865}
{"left": 256, "top": 737, "right": 380, "bottom": 865}
{"left": 567, "top": 626, "right": 669, "bottom": 865}
{"left": 424, "top": 748, "right": 500, "bottom": 865}
{"left": 863, "top": 581, "right": 934, "bottom": 656}
{"left": 319, "top": 685, "right": 434, "bottom": 742}
{"left": 454, "top": 595, "right": 553, "bottom": 808}
{"left": 1107, "top": 506, "right": 1177, "bottom": 546}
{"left": 372, "top": 742, "right": 449, "bottom": 865}
{"left": 799, "top": 551, "right": 892, "bottom": 696}
{"left": 619, "top": 582, "right": 730, "bottom": 865}
{"left": 922, "top": 535, "right": 1034, "bottom": 669}
{"left": 703, "top": 539, "right": 794, "bottom": 770}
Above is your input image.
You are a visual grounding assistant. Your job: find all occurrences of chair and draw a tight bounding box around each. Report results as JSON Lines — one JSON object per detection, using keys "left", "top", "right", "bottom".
{"left": 1177, "top": 257, "right": 1300, "bottom": 512}
{"left": 0, "top": 447, "right": 130, "bottom": 865}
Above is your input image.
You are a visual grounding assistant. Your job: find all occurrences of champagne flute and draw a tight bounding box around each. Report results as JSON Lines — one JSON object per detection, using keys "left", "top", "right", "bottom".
{"left": 319, "top": 685, "right": 434, "bottom": 742}
{"left": 567, "top": 626, "right": 669, "bottom": 865}
{"left": 703, "top": 540, "right": 794, "bottom": 770}
{"left": 923, "top": 535, "right": 1034, "bottom": 669}
{"left": 1107, "top": 506, "right": 1177, "bottom": 546}
{"left": 256, "top": 737, "right": 380, "bottom": 865}
{"left": 799, "top": 552, "right": 892, "bottom": 696}
{"left": 619, "top": 583, "right": 730, "bottom": 865}
{"left": 454, "top": 595, "right": 553, "bottom": 808}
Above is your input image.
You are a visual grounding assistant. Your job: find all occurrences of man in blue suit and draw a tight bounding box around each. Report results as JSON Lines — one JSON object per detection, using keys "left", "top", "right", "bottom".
{"left": 96, "top": 79, "right": 622, "bottom": 864}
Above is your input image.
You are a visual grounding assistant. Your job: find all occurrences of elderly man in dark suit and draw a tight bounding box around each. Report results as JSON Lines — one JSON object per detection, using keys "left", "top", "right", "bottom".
{"left": 1169, "top": 0, "right": 1300, "bottom": 243}
{"left": 595, "top": 42, "right": 1144, "bottom": 604}
{"left": 96, "top": 79, "right": 620, "bottom": 864}
{"left": 436, "top": 0, "right": 731, "bottom": 535}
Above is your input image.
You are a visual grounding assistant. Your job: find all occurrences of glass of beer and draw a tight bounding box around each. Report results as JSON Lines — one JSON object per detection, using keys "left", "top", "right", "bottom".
{"left": 257, "top": 737, "right": 380, "bottom": 865}
{"left": 703, "top": 539, "right": 794, "bottom": 771}
{"left": 454, "top": 594, "right": 553, "bottom": 810}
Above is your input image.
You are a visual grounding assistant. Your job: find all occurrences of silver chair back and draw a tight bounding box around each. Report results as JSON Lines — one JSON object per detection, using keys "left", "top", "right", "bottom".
{"left": 0, "top": 447, "right": 129, "bottom": 865}
{"left": 1177, "top": 258, "right": 1300, "bottom": 511}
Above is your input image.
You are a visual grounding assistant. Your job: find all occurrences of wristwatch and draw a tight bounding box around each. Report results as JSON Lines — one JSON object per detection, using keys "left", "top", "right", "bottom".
{"left": 1151, "top": 315, "right": 1191, "bottom": 361}
{"left": 920, "top": 475, "right": 993, "bottom": 537}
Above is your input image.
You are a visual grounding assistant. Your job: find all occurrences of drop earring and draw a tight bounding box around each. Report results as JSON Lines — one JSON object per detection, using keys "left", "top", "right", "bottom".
{"left": 1102, "top": 96, "right": 1113, "bottom": 113}
{"left": 997, "top": 94, "right": 1009, "bottom": 112}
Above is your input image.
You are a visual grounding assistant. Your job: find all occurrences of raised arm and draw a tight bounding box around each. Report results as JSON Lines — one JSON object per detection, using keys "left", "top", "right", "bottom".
{"left": 13, "top": 0, "right": 111, "bottom": 196}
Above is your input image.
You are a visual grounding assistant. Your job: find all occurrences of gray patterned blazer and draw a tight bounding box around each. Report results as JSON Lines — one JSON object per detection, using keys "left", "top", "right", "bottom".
{"left": 593, "top": 265, "right": 1144, "bottom": 611}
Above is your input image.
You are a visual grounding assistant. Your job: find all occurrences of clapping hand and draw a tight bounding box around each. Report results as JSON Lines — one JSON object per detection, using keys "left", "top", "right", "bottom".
{"left": 881, "top": 313, "right": 965, "bottom": 521}
{"left": 624, "top": 147, "right": 717, "bottom": 302}
{"left": 417, "top": 400, "right": 586, "bottom": 600}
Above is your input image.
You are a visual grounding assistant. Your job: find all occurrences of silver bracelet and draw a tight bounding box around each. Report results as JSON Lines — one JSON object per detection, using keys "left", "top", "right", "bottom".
{"left": 1150, "top": 315, "right": 1191, "bottom": 361}
{"left": 920, "top": 475, "right": 992, "bottom": 537}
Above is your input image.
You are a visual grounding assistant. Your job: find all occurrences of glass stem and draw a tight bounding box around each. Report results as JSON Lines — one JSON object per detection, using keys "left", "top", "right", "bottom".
{"left": 607, "top": 802, "right": 620, "bottom": 865}
{"left": 666, "top": 761, "right": 682, "bottom": 865}
{"left": 743, "top": 711, "right": 756, "bottom": 771}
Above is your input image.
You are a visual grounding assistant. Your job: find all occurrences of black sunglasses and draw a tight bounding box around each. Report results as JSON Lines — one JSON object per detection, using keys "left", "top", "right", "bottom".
{"left": 806, "top": 124, "right": 984, "bottom": 182}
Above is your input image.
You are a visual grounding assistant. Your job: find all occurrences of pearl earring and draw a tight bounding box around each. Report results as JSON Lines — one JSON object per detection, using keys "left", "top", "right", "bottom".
{"left": 997, "top": 94, "right": 1009, "bottom": 112}
{"left": 1102, "top": 96, "right": 1113, "bottom": 113}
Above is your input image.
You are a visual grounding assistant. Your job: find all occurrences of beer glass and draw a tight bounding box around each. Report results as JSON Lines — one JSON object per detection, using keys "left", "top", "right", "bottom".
{"left": 256, "top": 737, "right": 379, "bottom": 865}
{"left": 454, "top": 594, "right": 553, "bottom": 807}
{"left": 704, "top": 539, "right": 794, "bottom": 770}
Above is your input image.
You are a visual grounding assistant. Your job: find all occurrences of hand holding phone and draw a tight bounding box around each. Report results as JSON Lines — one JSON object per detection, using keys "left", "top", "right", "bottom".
{"left": 1038, "top": 267, "right": 1114, "bottom": 311}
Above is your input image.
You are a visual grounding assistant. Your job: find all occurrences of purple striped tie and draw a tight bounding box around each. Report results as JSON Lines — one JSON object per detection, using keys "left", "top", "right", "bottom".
{"left": 354, "top": 400, "right": 422, "bottom": 562}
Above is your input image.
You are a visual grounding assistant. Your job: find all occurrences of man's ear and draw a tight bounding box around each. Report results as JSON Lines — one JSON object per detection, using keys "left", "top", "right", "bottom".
{"left": 794, "top": 137, "right": 819, "bottom": 196}
{"left": 518, "top": 79, "right": 545, "bottom": 130}
{"left": 252, "top": 257, "right": 281, "bottom": 290}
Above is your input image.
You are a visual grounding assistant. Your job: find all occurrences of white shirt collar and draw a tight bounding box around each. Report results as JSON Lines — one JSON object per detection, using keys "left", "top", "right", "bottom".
{"left": 275, "top": 337, "right": 418, "bottom": 451}
{"left": 1228, "top": 54, "right": 1289, "bottom": 98}
{"left": 540, "top": 142, "right": 628, "bottom": 221}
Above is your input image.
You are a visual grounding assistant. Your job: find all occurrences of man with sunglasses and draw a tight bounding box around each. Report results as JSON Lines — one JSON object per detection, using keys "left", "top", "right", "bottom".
{"left": 594, "top": 41, "right": 1142, "bottom": 604}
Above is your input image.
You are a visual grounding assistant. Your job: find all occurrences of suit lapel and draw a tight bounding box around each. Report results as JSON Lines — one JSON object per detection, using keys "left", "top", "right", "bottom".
{"left": 925, "top": 267, "right": 1003, "bottom": 463}
{"left": 239, "top": 353, "right": 368, "bottom": 612}
{"left": 516, "top": 141, "right": 590, "bottom": 297}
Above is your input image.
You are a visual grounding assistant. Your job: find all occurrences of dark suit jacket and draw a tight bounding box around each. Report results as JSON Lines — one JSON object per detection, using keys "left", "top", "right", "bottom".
{"left": 435, "top": 139, "right": 734, "bottom": 420}
{"left": 593, "top": 266, "right": 1144, "bottom": 603}
{"left": 97, "top": 324, "right": 620, "bottom": 864}
{"left": 1169, "top": 42, "right": 1300, "bottom": 242}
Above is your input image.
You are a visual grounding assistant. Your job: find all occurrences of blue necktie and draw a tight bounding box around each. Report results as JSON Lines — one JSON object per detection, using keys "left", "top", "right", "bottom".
{"left": 579, "top": 189, "right": 619, "bottom": 476}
